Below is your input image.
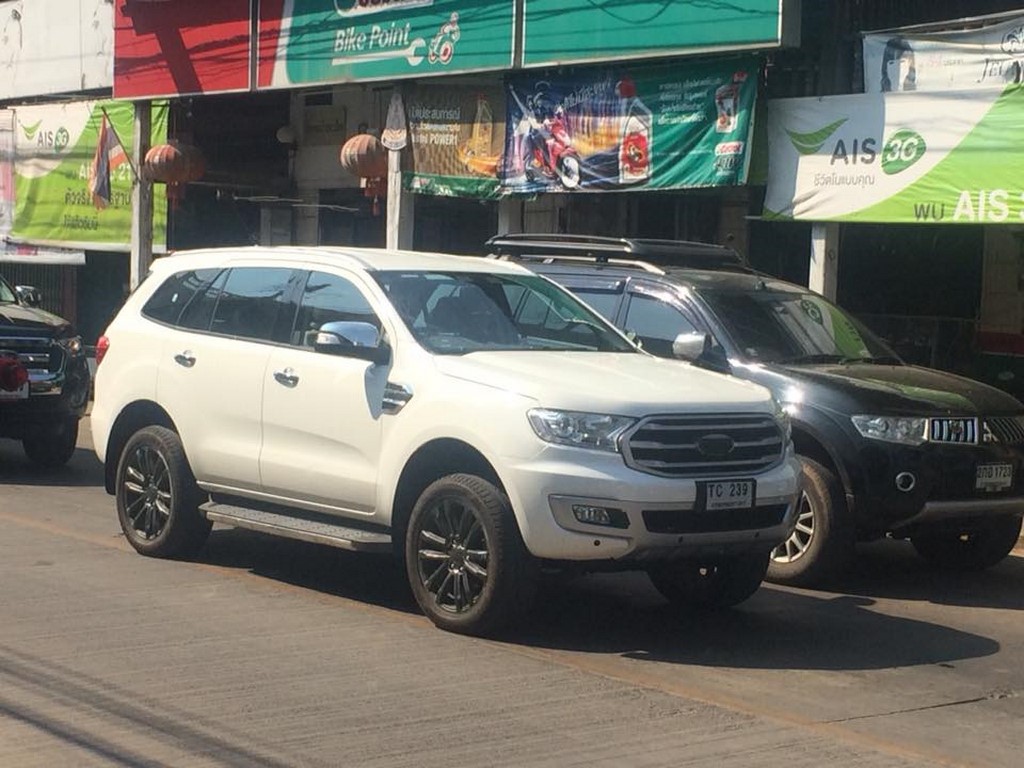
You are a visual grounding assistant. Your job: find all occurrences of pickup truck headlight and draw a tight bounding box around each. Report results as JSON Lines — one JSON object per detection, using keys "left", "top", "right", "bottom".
{"left": 851, "top": 415, "right": 927, "bottom": 445}
{"left": 528, "top": 409, "right": 635, "bottom": 452}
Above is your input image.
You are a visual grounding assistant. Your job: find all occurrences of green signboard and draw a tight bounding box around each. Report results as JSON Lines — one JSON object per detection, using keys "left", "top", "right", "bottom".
{"left": 268, "top": 0, "right": 514, "bottom": 88}
{"left": 12, "top": 101, "right": 168, "bottom": 251}
{"left": 522, "top": 0, "right": 788, "bottom": 68}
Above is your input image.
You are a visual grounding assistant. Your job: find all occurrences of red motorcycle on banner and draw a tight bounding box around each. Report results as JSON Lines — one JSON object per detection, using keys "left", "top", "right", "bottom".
{"left": 510, "top": 90, "right": 582, "bottom": 189}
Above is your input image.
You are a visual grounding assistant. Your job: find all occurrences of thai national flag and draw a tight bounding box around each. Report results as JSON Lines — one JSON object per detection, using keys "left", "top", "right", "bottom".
{"left": 88, "top": 114, "right": 128, "bottom": 209}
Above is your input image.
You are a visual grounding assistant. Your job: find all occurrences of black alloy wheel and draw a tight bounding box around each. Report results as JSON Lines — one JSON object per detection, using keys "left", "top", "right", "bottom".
{"left": 115, "top": 426, "right": 211, "bottom": 558}
{"left": 406, "top": 473, "right": 536, "bottom": 636}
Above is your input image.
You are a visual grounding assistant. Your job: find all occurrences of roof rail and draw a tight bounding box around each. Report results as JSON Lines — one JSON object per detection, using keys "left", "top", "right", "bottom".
{"left": 485, "top": 233, "right": 749, "bottom": 272}
{"left": 490, "top": 252, "right": 665, "bottom": 275}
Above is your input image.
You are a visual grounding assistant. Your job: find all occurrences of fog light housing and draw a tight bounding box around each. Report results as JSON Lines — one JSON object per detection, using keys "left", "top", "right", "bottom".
{"left": 571, "top": 504, "right": 629, "bottom": 529}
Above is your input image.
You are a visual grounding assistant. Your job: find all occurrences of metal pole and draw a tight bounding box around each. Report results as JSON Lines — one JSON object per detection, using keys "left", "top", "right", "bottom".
{"left": 809, "top": 222, "right": 840, "bottom": 300}
{"left": 130, "top": 102, "right": 153, "bottom": 290}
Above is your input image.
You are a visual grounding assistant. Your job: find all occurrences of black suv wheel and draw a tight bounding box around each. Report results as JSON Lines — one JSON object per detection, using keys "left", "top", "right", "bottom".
{"left": 22, "top": 417, "right": 80, "bottom": 468}
{"left": 646, "top": 553, "right": 768, "bottom": 609}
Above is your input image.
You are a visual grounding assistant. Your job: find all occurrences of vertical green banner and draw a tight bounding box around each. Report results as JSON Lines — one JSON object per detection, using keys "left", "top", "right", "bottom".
{"left": 12, "top": 101, "right": 168, "bottom": 251}
{"left": 404, "top": 83, "right": 506, "bottom": 198}
{"left": 268, "top": 0, "right": 514, "bottom": 87}
{"left": 522, "top": 0, "right": 787, "bottom": 68}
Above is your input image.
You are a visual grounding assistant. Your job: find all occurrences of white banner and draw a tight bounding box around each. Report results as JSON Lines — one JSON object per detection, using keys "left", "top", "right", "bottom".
{"left": 863, "top": 14, "right": 1024, "bottom": 93}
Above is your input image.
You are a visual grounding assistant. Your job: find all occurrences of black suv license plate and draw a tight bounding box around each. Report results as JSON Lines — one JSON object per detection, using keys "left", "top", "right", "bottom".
{"left": 700, "top": 479, "right": 756, "bottom": 511}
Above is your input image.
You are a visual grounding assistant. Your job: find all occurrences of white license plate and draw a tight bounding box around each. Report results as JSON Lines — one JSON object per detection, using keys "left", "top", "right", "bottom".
{"left": 976, "top": 463, "right": 1013, "bottom": 491}
{"left": 0, "top": 382, "right": 28, "bottom": 400}
{"left": 703, "top": 479, "right": 755, "bottom": 511}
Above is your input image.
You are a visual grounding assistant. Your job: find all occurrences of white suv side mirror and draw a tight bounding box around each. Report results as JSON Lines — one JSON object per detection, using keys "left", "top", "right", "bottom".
{"left": 315, "top": 321, "right": 390, "bottom": 366}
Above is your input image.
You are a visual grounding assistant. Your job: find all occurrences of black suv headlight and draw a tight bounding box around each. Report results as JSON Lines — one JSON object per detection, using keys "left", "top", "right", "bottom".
{"left": 851, "top": 415, "right": 927, "bottom": 446}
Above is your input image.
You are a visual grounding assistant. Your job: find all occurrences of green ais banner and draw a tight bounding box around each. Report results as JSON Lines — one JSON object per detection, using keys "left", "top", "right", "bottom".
{"left": 502, "top": 57, "right": 760, "bottom": 195}
{"left": 522, "top": 0, "right": 790, "bottom": 68}
{"left": 765, "top": 84, "right": 1024, "bottom": 223}
{"left": 265, "top": 0, "right": 514, "bottom": 88}
{"left": 404, "top": 84, "right": 506, "bottom": 199}
{"left": 12, "top": 101, "right": 168, "bottom": 251}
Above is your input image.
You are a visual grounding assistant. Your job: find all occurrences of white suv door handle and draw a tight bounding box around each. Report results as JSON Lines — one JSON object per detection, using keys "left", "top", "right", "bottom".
{"left": 273, "top": 368, "right": 299, "bottom": 387}
{"left": 174, "top": 351, "right": 196, "bottom": 368}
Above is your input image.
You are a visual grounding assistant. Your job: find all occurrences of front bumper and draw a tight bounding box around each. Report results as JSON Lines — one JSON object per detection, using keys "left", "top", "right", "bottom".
{"left": 0, "top": 359, "right": 90, "bottom": 438}
{"left": 852, "top": 439, "right": 1024, "bottom": 532}
{"left": 501, "top": 449, "right": 802, "bottom": 562}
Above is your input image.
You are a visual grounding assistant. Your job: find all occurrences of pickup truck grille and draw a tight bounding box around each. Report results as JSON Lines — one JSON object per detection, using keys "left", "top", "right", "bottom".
{"left": 622, "top": 413, "right": 784, "bottom": 478}
{"left": 0, "top": 336, "right": 59, "bottom": 372}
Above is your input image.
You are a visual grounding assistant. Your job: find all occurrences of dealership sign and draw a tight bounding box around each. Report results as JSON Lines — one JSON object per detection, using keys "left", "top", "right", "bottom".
{"left": 11, "top": 101, "right": 168, "bottom": 251}
{"left": 262, "top": 0, "right": 514, "bottom": 88}
{"left": 764, "top": 84, "right": 1024, "bottom": 223}
{"left": 863, "top": 14, "right": 1024, "bottom": 93}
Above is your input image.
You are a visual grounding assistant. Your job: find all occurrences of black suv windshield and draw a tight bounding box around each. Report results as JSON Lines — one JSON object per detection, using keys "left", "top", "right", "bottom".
{"left": 699, "top": 287, "right": 898, "bottom": 365}
{"left": 0, "top": 276, "right": 16, "bottom": 304}
{"left": 373, "top": 270, "right": 635, "bottom": 355}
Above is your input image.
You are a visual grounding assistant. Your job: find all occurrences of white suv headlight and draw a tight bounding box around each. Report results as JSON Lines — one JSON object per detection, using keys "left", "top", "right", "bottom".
{"left": 528, "top": 409, "right": 635, "bottom": 453}
{"left": 851, "top": 415, "right": 927, "bottom": 445}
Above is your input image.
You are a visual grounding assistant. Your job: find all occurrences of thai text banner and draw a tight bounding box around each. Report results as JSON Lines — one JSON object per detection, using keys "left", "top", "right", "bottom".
{"left": 764, "top": 84, "right": 1024, "bottom": 224}
{"left": 12, "top": 101, "right": 168, "bottom": 251}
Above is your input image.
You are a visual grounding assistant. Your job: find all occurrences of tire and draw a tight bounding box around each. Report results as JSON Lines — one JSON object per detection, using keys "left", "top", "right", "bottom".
{"left": 559, "top": 155, "right": 581, "bottom": 189}
{"left": 767, "top": 457, "right": 855, "bottom": 587}
{"left": 115, "top": 426, "right": 211, "bottom": 559}
{"left": 911, "top": 515, "right": 1022, "bottom": 571}
{"left": 405, "top": 473, "right": 537, "bottom": 636}
{"left": 647, "top": 553, "right": 769, "bottom": 609}
{"left": 22, "top": 418, "right": 79, "bottom": 468}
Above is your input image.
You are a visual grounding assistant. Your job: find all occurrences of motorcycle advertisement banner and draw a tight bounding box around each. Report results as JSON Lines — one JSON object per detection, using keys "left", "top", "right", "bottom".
{"left": 403, "top": 84, "right": 506, "bottom": 199}
{"left": 11, "top": 100, "right": 168, "bottom": 251}
{"left": 501, "top": 57, "right": 759, "bottom": 195}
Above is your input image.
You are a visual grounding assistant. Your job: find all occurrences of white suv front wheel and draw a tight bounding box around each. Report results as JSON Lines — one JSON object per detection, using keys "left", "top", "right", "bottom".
{"left": 405, "top": 473, "right": 537, "bottom": 636}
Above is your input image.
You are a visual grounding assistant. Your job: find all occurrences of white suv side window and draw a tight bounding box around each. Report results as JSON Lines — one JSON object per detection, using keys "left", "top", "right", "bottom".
{"left": 210, "top": 268, "right": 298, "bottom": 343}
{"left": 292, "top": 271, "right": 379, "bottom": 348}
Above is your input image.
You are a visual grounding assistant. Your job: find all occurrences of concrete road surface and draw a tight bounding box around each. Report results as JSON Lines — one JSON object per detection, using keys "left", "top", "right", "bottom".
{"left": 1, "top": 423, "right": 1022, "bottom": 767}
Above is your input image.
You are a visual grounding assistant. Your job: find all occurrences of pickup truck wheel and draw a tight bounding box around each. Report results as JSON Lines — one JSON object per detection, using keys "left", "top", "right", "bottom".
{"left": 767, "top": 457, "right": 854, "bottom": 587}
{"left": 22, "top": 418, "right": 78, "bottom": 468}
{"left": 115, "top": 426, "right": 211, "bottom": 559}
{"left": 406, "top": 473, "right": 536, "bottom": 636}
{"left": 911, "top": 516, "right": 1022, "bottom": 571}
{"left": 647, "top": 553, "right": 768, "bottom": 609}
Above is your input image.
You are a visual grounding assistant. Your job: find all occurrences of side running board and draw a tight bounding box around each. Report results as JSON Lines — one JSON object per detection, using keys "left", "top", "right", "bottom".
{"left": 200, "top": 502, "right": 393, "bottom": 553}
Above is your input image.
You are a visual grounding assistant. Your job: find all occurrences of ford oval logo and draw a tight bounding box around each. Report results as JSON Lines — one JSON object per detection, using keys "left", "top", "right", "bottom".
{"left": 697, "top": 434, "right": 735, "bottom": 459}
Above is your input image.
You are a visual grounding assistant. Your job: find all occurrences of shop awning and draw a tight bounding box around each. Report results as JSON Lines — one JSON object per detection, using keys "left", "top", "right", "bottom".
{"left": 0, "top": 244, "right": 85, "bottom": 265}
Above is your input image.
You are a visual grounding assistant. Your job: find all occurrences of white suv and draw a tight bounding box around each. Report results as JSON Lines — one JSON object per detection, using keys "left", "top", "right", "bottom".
{"left": 92, "top": 246, "right": 800, "bottom": 635}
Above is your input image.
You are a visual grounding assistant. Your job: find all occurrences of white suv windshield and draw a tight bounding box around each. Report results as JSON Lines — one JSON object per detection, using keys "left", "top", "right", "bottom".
{"left": 374, "top": 270, "right": 636, "bottom": 355}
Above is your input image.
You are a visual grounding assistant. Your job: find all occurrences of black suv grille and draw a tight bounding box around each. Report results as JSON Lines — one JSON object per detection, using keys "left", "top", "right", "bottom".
{"left": 928, "top": 417, "right": 978, "bottom": 444}
{"left": 0, "top": 336, "right": 59, "bottom": 372}
{"left": 623, "top": 413, "right": 784, "bottom": 477}
{"left": 984, "top": 416, "right": 1024, "bottom": 445}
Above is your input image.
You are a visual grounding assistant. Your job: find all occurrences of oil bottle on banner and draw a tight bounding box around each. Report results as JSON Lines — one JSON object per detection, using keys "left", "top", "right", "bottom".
{"left": 617, "top": 79, "right": 652, "bottom": 185}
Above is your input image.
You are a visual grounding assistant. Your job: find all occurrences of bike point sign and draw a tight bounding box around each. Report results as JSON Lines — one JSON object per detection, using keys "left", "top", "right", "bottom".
{"left": 502, "top": 57, "right": 759, "bottom": 195}
{"left": 764, "top": 83, "right": 1024, "bottom": 223}
{"left": 263, "top": 0, "right": 514, "bottom": 87}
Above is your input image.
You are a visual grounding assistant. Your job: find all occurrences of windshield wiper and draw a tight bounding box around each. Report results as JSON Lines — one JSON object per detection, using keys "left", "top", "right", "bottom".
{"left": 838, "top": 355, "right": 901, "bottom": 365}
{"left": 778, "top": 353, "right": 847, "bottom": 364}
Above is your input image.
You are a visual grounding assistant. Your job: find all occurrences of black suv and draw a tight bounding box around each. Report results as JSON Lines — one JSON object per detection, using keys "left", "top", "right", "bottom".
{"left": 488, "top": 234, "right": 1024, "bottom": 585}
{"left": 0, "top": 273, "right": 90, "bottom": 467}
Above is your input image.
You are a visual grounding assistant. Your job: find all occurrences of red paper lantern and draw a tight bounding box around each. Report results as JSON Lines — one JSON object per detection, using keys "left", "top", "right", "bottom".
{"left": 142, "top": 141, "right": 206, "bottom": 184}
{"left": 339, "top": 133, "right": 387, "bottom": 179}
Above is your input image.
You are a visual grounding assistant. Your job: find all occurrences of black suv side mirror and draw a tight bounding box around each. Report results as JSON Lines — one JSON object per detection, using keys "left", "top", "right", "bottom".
{"left": 15, "top": 285, "right": 42, "bottom": 307}
{"left": 314, "top": 320, "right": 391, "bottom": 366}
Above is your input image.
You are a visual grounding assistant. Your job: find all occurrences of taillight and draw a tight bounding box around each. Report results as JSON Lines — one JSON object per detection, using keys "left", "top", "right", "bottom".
{"left": 95, "top": 335, "right": 110, "bottom": 366}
